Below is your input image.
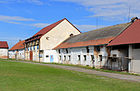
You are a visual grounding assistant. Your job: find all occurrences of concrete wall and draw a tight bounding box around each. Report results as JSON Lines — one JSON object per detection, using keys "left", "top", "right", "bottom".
{"left": 0, "top": 48, "right": 8, "bottom": 59}
{"left": 40, "top": 19, "right": 80, "bottom": 50}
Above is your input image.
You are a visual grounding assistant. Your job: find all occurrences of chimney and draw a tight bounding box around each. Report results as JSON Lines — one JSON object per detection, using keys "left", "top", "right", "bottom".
{"left": 131, "top": 17, "right": 138, "bottom": 23}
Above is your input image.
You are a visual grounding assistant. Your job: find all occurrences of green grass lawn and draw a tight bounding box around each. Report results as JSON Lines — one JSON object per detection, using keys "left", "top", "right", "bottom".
{"left": 0, "top": 60, "right": 140, "bottom": 91}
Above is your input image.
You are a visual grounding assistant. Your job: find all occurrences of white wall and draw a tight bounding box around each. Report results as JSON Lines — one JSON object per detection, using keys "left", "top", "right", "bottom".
{"left": 9, "top": 50, "right": 16, "bottom": 59}
{"left": 40, "top": 19, "right": 80, "bottom": 50}
{"left": 131, "top": 48, "right": 140, "bottom": 74}
{"left": 0, "top": 48, "right": 8, "bottom": 59}
{"left": 58, "top": 46, "right": 94, "bottom": 67}
{"left": 43, "top": 50, "right": 59, "bottom": 63}
{"left": 17, "top": 49, "right": 25, "bottom": 60}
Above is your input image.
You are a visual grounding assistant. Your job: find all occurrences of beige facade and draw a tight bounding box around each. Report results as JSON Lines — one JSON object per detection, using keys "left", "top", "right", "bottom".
{"left": 25, "top": 19, "right": 80, "bottom": 62}
{"left": 40, "top": 19, "right": 80, "bottom": 50}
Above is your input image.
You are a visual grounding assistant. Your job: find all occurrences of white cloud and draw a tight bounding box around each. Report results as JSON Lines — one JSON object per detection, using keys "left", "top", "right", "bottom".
{"left": 0, "top": 15, "right": 35, "bottom": 24}
{"left": 31, "top": 23, "right": 50, "bottom": 28}
{"left": 54, "top": 0, "right": 140, "bottom": 21}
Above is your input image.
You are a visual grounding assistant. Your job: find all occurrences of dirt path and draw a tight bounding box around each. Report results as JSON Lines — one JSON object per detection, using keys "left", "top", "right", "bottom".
{"left": 8, "top": 60, "right": 140, "bottom": 82}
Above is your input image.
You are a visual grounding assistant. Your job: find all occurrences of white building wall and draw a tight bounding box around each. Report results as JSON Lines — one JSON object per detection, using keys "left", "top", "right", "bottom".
{"left": 9, "top": 50, "right": 16, "bottom": 59}
{"left": 17, "top": 49, "right": 25, "bottom": 60}
{"left": 58, "top": 46, "right": 94, "bottom": 67}
{"left": 0, "top": 48, "right": 8, "bottom": 59}
{"left": 9, "top": 49, "right": 25, "bottom": 60}
{"left": 40, "top": 19, "right": 80, "bottom": 50}
{"left": 43, "top": 50, "right": 59, "bottom": 63}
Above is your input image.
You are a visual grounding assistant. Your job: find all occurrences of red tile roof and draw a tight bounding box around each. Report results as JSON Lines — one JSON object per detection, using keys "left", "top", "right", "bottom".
{"left": 108, "top": 19, "right": 140, "bottom": 46}
{"left": 0, "top": 41, "right": 9, "bottom": 49}
{"left": 54, "top": 37, "right": 115, "bottom": 49}
{"left": 33, "top": 18, "right": 66, "bottom": 37}
{"left": 9, "top": 40, "right": 25, "bottom": 51}
{"left": 25, "top": 18, "right": 80, "bottom": 43}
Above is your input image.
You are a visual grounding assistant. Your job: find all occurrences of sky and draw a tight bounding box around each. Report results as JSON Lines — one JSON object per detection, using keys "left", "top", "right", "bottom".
{"left": 0, "top": 0, "right": 140, "bottom": 48}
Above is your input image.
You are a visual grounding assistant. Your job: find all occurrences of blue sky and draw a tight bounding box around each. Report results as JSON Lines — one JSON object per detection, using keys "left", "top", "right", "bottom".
{"left": 0, "top": 0, "right": 140, "bottom": 48}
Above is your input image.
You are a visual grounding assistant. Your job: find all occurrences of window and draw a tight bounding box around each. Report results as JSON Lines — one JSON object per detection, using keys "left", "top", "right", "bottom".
{"left": 66, "top": 49, "right": 68, "bottom": 53}
{"left": 68, "top": 55, "right": 71, "bottom": 61}
{"left": 30, "top": 47, "right": 32, "bottom": 51}
{"left": 78, "top": 55, "right": 81, "bottom": 61}
{"left": 91, "top": 55, "right": 94, "bottom": 62}
{"left": 86, "top": 47, "right": 89, "bottom": 53}
{"left": 34, "top": 46, "right": 35, "bottom": 50}
{"left": 113, "top": 54, "right": 117, "bottom": 57}
{"left": 58, "top": 49, "right": 61, "bottom": 54}
{"left": 99, "top": 55, "right": 102, "bottom": 61}
{"left": 37, "top": 45, "right": 39, "bottom": 49}
{"left": 70, "top": 33, "right": 73, "bottom": 37}
{"left": 83, "top": 55, "right": 86, "bottom": 61}
{"left": 64, "top": 55, "right": 66, "bottom": 61}
{"left": 59, "top": 56, "right": 61, "bottom": 60}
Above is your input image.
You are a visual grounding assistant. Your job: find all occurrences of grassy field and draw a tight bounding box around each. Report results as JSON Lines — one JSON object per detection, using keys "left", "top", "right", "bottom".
{"left": 0, "top": 60, "right": 140, "bottom": 91}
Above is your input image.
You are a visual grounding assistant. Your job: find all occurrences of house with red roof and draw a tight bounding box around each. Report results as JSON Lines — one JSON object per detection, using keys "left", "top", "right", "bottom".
{"left": 9, "top": 40, "right": 25, "bottom": 60}
{"left": 54, "top": 22, "right": 131, "bottom": 68}
{"left": 25, "top": 18, "right": 80, "bottom": 62}
{"left": 0, "top": 41, "right": 9, "bottom": 59}
{"left": 108, "top": 17, "right": 140, "bottom": 74}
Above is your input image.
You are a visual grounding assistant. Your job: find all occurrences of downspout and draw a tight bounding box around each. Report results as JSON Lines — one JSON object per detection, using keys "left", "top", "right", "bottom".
{"left": 39, "top": 40, "right": 40, "bottom": 63}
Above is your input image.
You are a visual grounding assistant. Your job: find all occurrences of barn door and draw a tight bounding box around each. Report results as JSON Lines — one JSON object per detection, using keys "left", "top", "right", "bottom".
{"left": 30, "top": 51, "right": 33, "bottom": 61}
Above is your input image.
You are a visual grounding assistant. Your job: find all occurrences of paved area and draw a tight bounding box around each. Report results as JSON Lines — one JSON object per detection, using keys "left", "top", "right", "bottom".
{"left": 8, "top": 60, "right": 140, "bottom": 82}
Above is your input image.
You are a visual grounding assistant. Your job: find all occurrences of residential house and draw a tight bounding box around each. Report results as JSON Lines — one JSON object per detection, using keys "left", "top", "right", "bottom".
{"left": 9, "top": 40, "right": 25, "bottom": 60}
{"left": 25, "top": 18, "right": 81, "bottom": 62}
{"left": 54, "top": 22, "right": 131, "bottom": 69}
{"left": 0, "top": 41, "right": 9, "bottom": 59}
{"left": 108, "top": 17, "right": 140, "bottom": 74}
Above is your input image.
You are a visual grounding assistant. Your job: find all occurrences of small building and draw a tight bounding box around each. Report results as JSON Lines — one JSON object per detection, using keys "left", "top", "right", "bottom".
{"left": 25, "top": 18, "right": 81, "bottom": 62}
{"left": 0, "top": 41, "right": 9, "bottom": 59}
{"left": 9, "top": 40, "right": 25, "bottom": 60}
{"left": 54, "top": 22, "right": 131, "bottom": 69}
{"left": 108, "top": 18, "right": 140, "bottom": 74}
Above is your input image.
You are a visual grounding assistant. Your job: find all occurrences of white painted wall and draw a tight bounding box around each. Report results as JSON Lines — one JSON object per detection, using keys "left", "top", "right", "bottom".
{"left": 43, "top": 50, "right": 59, "bottom": 63}
{"left": 40, "top": 19, "right": 80, "bottom": 50}
{"left": 58, "top": 46, "right": 94, "bottom": 67}
{"left": 17, "top": 49, "right": 25, "bottom": 60}
{"left": 0, "top": 48, "right": 8, "bottom": 58}
{"left": 131, "top": 48, "right": 140, "bottom": 74}
{"left": 9, "top": 49, "right": 25, "bottom": 60}
{"left": 9, "top": 50, "right": 16, "bottom": 59}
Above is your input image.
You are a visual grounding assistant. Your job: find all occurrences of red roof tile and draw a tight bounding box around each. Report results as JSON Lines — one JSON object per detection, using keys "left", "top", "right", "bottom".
{"left": 0, "top": 41, "right": 8, "bottom": 48}
{"left": 33, "top": 18, "right": 66, "bottom": 37}
{"left": 54, "top": 37, "right": 114, "bottom": 49}
{"left": 26, "top": 18, "right": 80, "bottom": 42}
{"left": 108, "top": 19, "right": 140, "bottom": 46}
{"left": 9, "top": 40, "right": 25, "bottom": 51}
